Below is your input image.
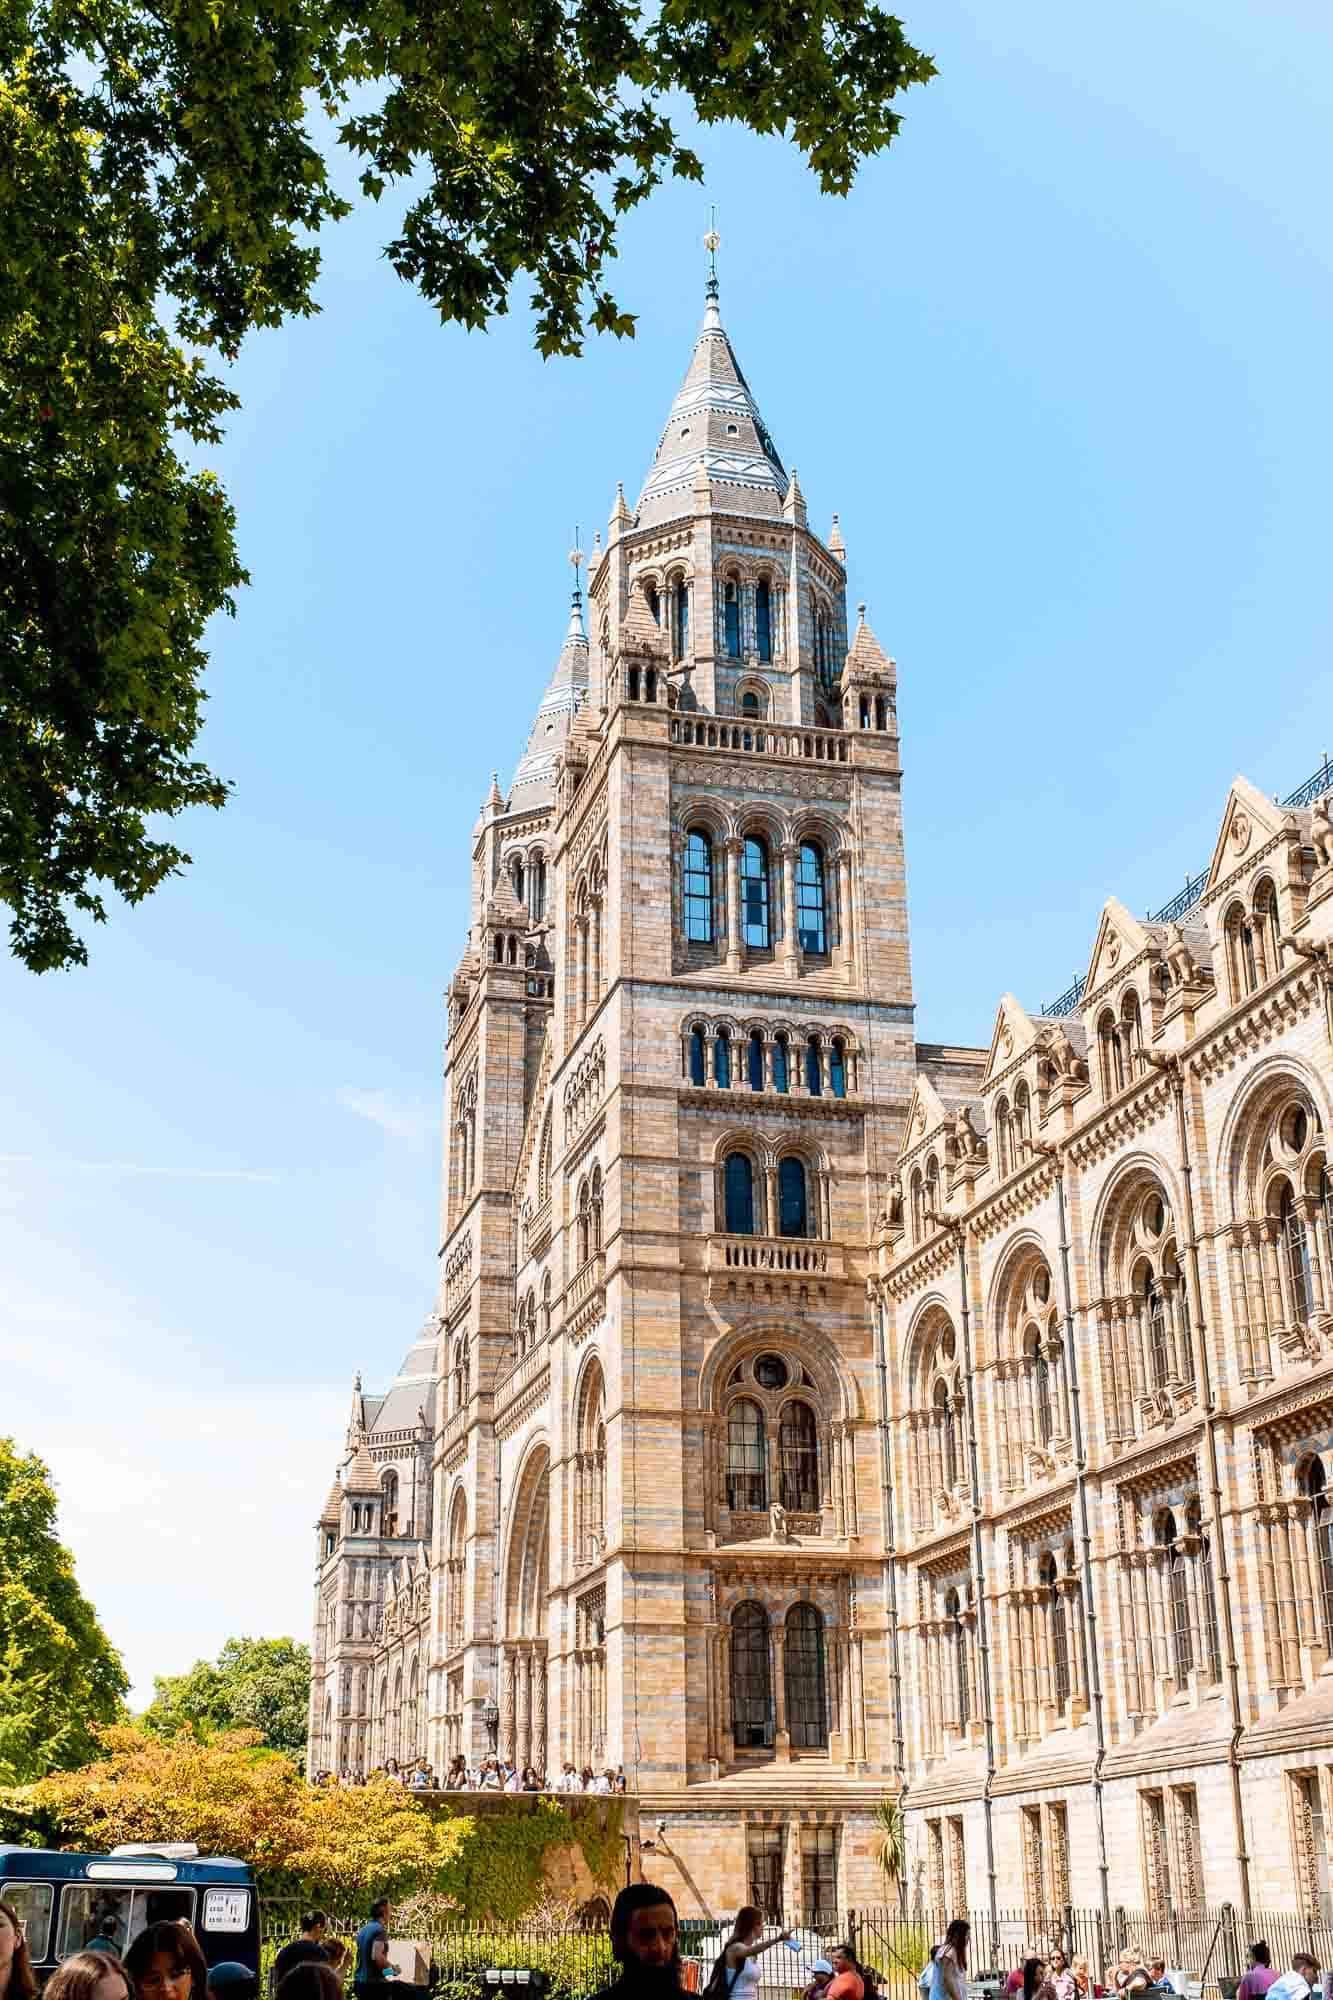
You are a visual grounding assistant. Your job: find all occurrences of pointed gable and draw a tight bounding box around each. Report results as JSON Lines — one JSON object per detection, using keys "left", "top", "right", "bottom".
{"left": 898, "top": 1070, "right": 951, "bottom": 1160}
{"left": 636, "top": 280, "right": 787, "bottom": 528}
{"left": 1206, "top": 775, "right": 1289, "bottom": 893}
{"left": 981, "top": 993, "right": 1040, "bottom": 1087}
{"left": 1082, "top": 896, "right": 1154, "bottom": 1002}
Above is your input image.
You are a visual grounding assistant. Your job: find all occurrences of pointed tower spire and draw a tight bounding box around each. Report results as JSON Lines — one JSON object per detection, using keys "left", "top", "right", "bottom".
{"left": 635, "top": 248, "right": 786, "bottom": 529}
{"left": 828, "top": 513, "right": 846, "bottom": 563}
{"left": 783, "top": 466, "right": 807, "bottom": 529}
{"left": 507, "top": 540, "right": 593, "bottom": 808}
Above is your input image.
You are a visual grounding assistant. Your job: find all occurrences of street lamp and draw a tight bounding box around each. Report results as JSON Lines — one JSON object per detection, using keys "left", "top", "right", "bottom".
{"left": 481, "top": 1699, "right": 500, "bottom": 1752}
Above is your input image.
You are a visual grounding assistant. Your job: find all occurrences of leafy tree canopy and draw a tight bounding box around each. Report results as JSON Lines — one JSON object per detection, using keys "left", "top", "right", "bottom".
{"left": 0, "top": 0, "right": 932, "bottom": 970}
{"left": 8, "top": 1727, "right": 465, "bottom": 1901}
{"left": 141, "top": 1636, "right": 312, "bottom": 1768}
{"left": 0, "top": 1437, "right": 129, "bottom": 1783}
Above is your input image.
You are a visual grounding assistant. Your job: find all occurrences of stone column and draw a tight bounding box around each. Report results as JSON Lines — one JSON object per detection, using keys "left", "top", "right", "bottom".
{"left": 772, "top": 1627, "right": 790, "bottom": 1757}
{"left": 724, "top": 837, "right": 742, "bottom": 972}
{"left": 780, "top": 843, "right": 799, "bottom": 974}
{"left": 836, "top": 850, "right": 854, "bottom": 972}
{"left": 502, "top": 1649, "right": 516, "bottom": 1765}
{"left": 1304, "top": 1197, "right": 1329, "bottom": 1316}
{"left": 1266, "top": 1222, "right": 1293, "bottom": 1332}
{"left": 1229, "top": 1235, "right": 1256, "bottom": 1375}
{"left": 764, "top": 1164, "right": 778, "bottom": 1239}
{"left": 590, "top": 900, "right": 602, "bottom": 1002}
{"left": 1244, "top": 1228, "right": 1272, "bottom": 1363}
{"left": 576, "top": 915, "right": 589, "bottom": 1026}
{"left": 517, "top": 1648, "right": 531, "bottom": 1771}
{"left": 535, "top": 1648, "right": 548, "bottom": 1778}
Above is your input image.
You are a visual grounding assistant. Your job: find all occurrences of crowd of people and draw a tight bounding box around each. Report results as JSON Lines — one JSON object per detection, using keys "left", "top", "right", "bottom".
{"left": 918, "top": 1923, "right": 1328, "bottom": 2000}
{"left": 309, "top": 1757, "right": 628, "bottom": 1795}
{"left": 2, "top": 1882, "right": 1327, "bottom": 2000}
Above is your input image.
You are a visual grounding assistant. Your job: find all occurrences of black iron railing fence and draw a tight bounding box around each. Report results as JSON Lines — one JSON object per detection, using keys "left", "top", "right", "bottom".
{"left": 1041, "top": 752, "right": 1333, "bottom": 1018}
{"left": 260, "top": 1903, "right": 1333, "bottom": 2000}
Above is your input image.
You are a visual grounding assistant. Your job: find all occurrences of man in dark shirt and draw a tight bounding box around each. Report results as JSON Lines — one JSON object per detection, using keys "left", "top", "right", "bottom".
{"left": 589, "top": 1885, "right": 681, "bottom": 2000}
{"left": 355, "top": 1900, "right": 396, "bottom": 1998}
{"left": 272, "top": 1913, "right": 330, "bottom": 1993}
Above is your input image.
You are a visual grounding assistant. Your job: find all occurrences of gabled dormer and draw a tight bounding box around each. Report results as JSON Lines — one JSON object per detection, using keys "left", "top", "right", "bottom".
{"left": 1078, "top": 897, "right": 1164, "bottom": 1104}
{"left": 1203, "top": 775, "right": 1317, "bottom": 1010}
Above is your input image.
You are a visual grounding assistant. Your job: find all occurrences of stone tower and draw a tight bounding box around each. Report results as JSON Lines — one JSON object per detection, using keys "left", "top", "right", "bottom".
{"left": 422, "top": 267, "right": 918, "bottom": 1911}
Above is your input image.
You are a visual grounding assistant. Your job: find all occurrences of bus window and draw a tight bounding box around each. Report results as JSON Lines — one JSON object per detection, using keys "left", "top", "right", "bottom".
{"left": 59, "top": 1887, "right": 194, "bottom": 1959}
{"left": 4, "top": 1884, "right": 52, "bottom": 1962}
{"left": 60, "top": 1888, "right": 128, "bottom": 1958}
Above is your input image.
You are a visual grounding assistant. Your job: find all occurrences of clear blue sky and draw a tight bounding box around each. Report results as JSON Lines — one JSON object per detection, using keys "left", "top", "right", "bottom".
{"left": 5, "top": 0, "right": 1332, "bottom": 1708}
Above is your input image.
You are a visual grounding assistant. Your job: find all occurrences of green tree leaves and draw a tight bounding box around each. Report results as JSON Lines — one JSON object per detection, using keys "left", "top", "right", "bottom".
{"left": 0, "top": 1437, "right": 129, "bottom": 1782}
{"left": 142, "top": 1636, "right": 312, "bottom": 1768}
{"left": 0, "top": 0, "right": 931, "bottom": 968}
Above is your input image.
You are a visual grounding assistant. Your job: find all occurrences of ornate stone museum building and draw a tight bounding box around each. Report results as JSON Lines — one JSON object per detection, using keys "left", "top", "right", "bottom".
{"left": 308, "top": 270, "right": 1333, "bottom": 1923}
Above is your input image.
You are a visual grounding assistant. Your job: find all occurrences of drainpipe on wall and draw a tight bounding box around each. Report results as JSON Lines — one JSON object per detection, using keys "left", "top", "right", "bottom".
{"left": 938, "top": 1214, "right": 999, "bottom": 1936}
{"left": 1141, "top": 1050, "right": 1253, "bottom": 1922}
{"left": 872, "top": 1284, "right": 909, "bottom": 1858}
{"left": 1031, "top": 1139, "right": 1110, "bottom": 1931}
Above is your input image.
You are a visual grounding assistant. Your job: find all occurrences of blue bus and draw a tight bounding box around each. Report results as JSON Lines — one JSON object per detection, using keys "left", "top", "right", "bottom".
{"left": 0, "top": 1844, "right": 259, "bottom": 1986}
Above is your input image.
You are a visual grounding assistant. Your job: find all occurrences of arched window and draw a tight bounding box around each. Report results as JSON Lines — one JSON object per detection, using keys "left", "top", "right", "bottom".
{"left": 672, "top": 578, "right": 690, "bottom": 660}
{"left": 796, "top": 843, "right": 828, "bottom": 954}
{"left": 577, "top": 1180, "right": 591, "bottom": 1266}
{"left": 1013, "top": 1081, "right": 1031, "bottom": 1159}
{"left": 1031, "top": 1333, "right": 1053, "bottom": 1445}
{"left": 1041, "top": 1552, "right": 1070, "bottom": 1708}
{"left": 689, "top": 1025, "right": 706, "bottom": 1086}
{"left": 1122, "top": 991, "right": 1142, "bottom": 1072}
{"left": 1145, "top": 1269, "right": 1170, "bottom": 1387}
{"left": 509, "top": 855, "right": 525, "bottom": 904}
{"left": 589, "top": 1165, "right": 603, "bottom": 1251}
{"left": 1187, "top": 1498, "right": 1223, "bottom": 1683}
{"left": 714, "top": 1027, "right": 731, "bottom": 1089}
{"left": 740, "top": 690, "right": 760, "bottom": 719}
{"left": 784, "top": 1602, "right": 828, "bottom": 1748}
{"left": 778, "top": 1156, "right": 809, "bottom": 1238}
{"left": 1254, "top": 880, "right": 1281, "bottom": 981}
{"left": 773, "top": 1034, "right": 790, "bottom": 1095}
{"left": 805, "top": 1034, "right": 822, "bottom": 1095}
{"left": 530, "top": 856, "right": 547, "bottom": 922}
{"left": 1281, "top": 1181, "right": 1313, "bottom": 1322}
{"left": 926, "top": 1155, "right": 941, "bottom": 1225}
{"left": 994, "top": 1099, "right": 1012, "bottom": 1178}
{"left": 684, "top": 830, "right": 714, "bottom": 943}
{"left": 741, "top": 836, "right": 771, "bottom": 948}
{"left": 1099, "top": 1012, "right": 1125, "bottom": 1096}
{"left": 779, "top": 1401, "right": 819, "bottom": 1512}
{"left": 1227, "top": 902, "right": 1259, "bottom": 1000}
{"left": 724, "top": 580, "right": 741, "bottom": 658}
{"left": 382, "top": 1471, "right": 399, "bottom": 1538}
{"left": 748, "top": 1030, "right": 764, "bottom": 1092}
{"left": 1305, "top": 1459, "right": 1333, "bottom": 1653}
{"left": 830, "top": 1038, "right": 847, "bottom": 1099}
{"left": 724, "top": 1151, "right": 756, "bottom": 1235}
{"left": 727, "top": 1401, "right": 767, "bottom": 1511}
{"left": 730, "top": 1601, "right": 773, "bottom": 1747}
{"left": 646, "top": 583, "right": 660, "bottom": 625}
{"left": 1159, "top": 1510, "right": 1193, "bottom": 1684}
{"left": 946, "top": 1588, "right": 970, "bottom": 1728}
{"left": 542, "top": 1271, "right": 552, "bottom": 1336}
{"left": 453, "top": 1337, "right": 470, "bottom": 1414}
{"left": 756, "top": 581, "right": 772, "bottom": 662}
{"left": 935, "top": 1379, "right": 958, "bottom": 1489}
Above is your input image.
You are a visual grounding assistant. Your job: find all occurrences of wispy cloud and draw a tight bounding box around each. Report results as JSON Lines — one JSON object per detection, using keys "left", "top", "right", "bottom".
{"left": 335, "top": 1086, "right": 434, "bottom": 1145}
{"left": 0, "top": 1154, "right": 279, "bottom": 1182}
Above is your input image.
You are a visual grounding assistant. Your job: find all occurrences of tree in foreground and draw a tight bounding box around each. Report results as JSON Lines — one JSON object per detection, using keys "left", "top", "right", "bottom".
{"left": 0, "top": 0, "right": 933, "bottom": 970}
{"left": 11, "top": 1727, "right": 463, "bottom": 1901}
{"left": 0, "top": 1437, "right": 128, "bottom": 1782}
{"left": 142, "top": 1636, "right": 311, "bottom": 1768}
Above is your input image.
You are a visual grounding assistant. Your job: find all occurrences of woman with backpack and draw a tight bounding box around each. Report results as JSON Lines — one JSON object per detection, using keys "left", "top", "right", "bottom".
{"left": 706, "top": 1910, "right": 794, "bottom": 2000}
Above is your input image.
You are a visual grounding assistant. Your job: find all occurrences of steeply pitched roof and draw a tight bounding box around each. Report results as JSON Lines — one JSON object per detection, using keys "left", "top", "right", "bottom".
{"left": 319, "top": 1479, "right": 343, "bottom": 1525}
{"left": 344, "top": 1439, "right": 381, "bottom": 1495}
{"left": 635, "top": 280, "right": 787, "bottom": 527}
{"left": 368, "top": 1327, "right": 440, "bottom": 1437}
{"left": 509, "top": 587, "right": 591, "bottom": 810}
